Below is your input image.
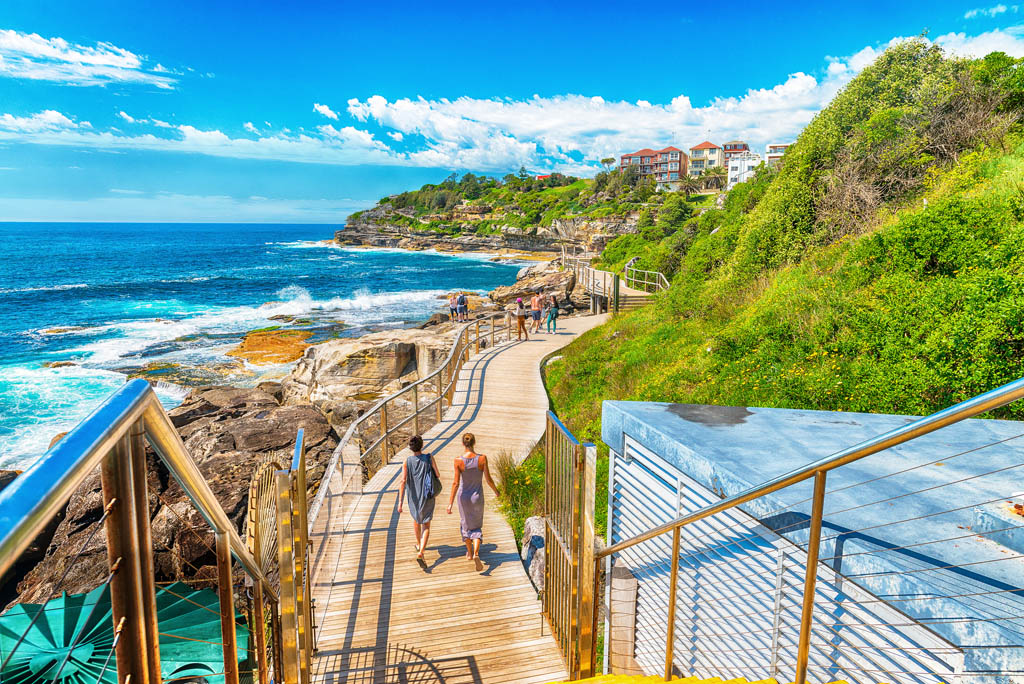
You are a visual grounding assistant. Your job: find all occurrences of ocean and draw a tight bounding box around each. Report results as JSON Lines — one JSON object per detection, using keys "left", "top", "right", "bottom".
{"left": 0, "top": 222, "right": 523, "bottom": 469}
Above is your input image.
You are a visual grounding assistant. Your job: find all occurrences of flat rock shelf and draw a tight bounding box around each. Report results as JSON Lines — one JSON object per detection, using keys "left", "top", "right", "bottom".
{"left": 311, "top": 314, "right": 608, "bottom": 684}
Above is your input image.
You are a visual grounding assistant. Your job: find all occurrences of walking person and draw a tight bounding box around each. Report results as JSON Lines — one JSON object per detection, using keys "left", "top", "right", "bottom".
{"left": 546, "top": 294, "right": 559, "bottom": 334}
{"left": 515, "top": 298, "right": 529, "bottom": 341}
{"left": 529, "top": 291, "right": 543, "bottom": 333}
{"left": 457, "top": 292, "right": 469, "bottom": 322}
{"left": 397, "top": 435, "right": 441, "bottom": 561}
{"left": 448, "top": 293, "right": 458, "bottom": 321}
{"left": 447, "top": 432, "right": 499, "bottom": 570}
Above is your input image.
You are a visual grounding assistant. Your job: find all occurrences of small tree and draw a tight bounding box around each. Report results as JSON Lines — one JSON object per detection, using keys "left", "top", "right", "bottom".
{"left": 678, "top": 175, "right": 702, "bottom": 199}
{"left": 600, "top": 157, "right": 616, "bottom": 172}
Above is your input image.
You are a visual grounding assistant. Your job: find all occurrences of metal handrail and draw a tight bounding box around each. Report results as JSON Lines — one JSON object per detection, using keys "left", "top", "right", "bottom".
{"left": 597, "top": 376, "right": 1024, "bottom": 560}
{"left": 308, "top": 310, "right": 513, "bottom": 527}
{"left": 0, "top": 379, "right": 275, "bottom": 597}
{"left": 623, "top": 257, "right": 669, "bottom": 293}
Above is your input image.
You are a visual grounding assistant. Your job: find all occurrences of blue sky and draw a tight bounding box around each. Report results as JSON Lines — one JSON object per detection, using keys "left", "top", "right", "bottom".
{"left": 1, "top": 1, "right": 1024, "bottom": 222}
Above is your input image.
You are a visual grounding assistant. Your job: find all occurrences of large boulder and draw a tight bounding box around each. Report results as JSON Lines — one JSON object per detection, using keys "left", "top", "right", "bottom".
{"left": 281, "top": 328, "right": 454, "bottom": 407}
{"left": 521, "top": 516, "right": 546, "bottom": 592}
{"left": 12, "top": 386, "right": 338, "bottom": 606}
{"left": 489, "top": 261, "right": 575, "bottom": 307}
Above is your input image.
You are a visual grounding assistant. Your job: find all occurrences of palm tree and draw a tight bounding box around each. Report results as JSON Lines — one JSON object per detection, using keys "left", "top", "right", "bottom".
{"left": 701, "top": 166, "right": 727, "bottom": 191}
{"left": 678, "top": 174, "right": 702, "bottom": 199}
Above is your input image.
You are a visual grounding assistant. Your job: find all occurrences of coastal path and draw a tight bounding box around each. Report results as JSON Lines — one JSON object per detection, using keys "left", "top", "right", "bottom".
{"left": 566, "top": 256, "right": 665, "bottom": 313}
{"left": 311, "top": 313, "right": 609, "bottom": 684}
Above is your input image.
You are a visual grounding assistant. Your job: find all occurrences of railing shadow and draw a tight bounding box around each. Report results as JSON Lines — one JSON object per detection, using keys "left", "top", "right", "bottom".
{"left": 314, "top": 642, "right": 482, "bottom": 683}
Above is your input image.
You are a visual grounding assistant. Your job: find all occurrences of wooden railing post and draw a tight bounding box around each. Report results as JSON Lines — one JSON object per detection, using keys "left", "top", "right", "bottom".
{"left": 475, "top": 320, "right": 480, "bottom": 353}
{"left": 663, "top": 527, "right": 680, "bottom": 681}
{"left": 380, "top": 401, "right": 390, "bottom": 465}
{"left": 795, "top": 471, "right": 827, "bottom": 684}
{"left": 100, "top": 424, "right": 162, "bottom": 684}
{"left": 413, "top": 384, "right": 420, "bottom": 436}
{"left": 216, "top": 531, "right": 241, "bottom": 684}
{"left": 435, "top": 373, "right": 443, "bottom": 422}
{"left": 275, "top": 471, "right": 300, "bottom": 684}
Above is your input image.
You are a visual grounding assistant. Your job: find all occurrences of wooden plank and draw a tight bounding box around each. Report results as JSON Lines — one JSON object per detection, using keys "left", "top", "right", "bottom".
{"left": 310, "top": 315, "right": 609, "bottom": 683}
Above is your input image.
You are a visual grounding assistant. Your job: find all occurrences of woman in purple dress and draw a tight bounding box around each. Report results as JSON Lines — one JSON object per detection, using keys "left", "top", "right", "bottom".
{"left": 446, "top": 432, "right": 499, "bottom": 568}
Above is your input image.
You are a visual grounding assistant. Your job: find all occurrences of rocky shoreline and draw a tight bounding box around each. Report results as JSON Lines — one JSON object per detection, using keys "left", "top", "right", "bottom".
{"left": 1, "top": 255, "right": 587, "bottom": 608}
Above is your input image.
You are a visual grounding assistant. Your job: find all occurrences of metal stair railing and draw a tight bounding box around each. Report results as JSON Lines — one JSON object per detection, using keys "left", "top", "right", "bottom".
{"left": 592, "top": 376, "right": 1024, "bottom": 683}
{"left": 623, "top": 257, "right": 669, "bottom": 293}
{"left": 0, "top": 378, "right": 303, "bottom": 684}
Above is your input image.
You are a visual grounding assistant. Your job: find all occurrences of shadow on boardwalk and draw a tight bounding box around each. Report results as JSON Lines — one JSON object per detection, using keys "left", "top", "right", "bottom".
{"left": 312, "top": 315, "right": 606, "bottom": 684}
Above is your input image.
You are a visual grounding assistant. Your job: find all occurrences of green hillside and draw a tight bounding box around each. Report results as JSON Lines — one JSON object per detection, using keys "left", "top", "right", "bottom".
{"left": 519, "top": 41, "right": 1024, "bottom": 537}
{"left": 346, "top": 162, "right": 714, "bottom": 236}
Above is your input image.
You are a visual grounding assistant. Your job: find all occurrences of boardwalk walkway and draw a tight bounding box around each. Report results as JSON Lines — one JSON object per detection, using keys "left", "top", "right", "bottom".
{"left": 312, "top": 313, "right": 609, "bottom": 684}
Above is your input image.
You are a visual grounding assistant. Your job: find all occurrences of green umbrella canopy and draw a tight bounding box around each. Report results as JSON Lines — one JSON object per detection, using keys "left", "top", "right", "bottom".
{"left": 0, "top": 582, "right": 250, "bottom": 684}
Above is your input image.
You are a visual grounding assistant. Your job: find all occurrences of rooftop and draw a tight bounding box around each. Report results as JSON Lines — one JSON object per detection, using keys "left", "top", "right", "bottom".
{"left": 691, "top": 141, "right": 721, "bottom": 150}
{"left": 602, "top": 399, "right": 1024, "bottom": 656}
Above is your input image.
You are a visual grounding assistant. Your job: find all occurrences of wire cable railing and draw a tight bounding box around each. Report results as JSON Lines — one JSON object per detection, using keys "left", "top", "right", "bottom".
{"left": 589, "top": 376, "right": 1024, "bottom": 683}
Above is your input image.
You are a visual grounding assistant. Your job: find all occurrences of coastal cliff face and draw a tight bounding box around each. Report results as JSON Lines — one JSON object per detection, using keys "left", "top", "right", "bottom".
{"left": 337, "top": 203, "right": 640, "bottom": 253}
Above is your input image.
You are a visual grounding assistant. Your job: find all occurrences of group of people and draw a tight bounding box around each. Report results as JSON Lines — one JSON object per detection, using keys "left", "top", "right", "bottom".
{"left": 514, "top": 291, "right": 559, "bottom": 341}
{"left": 397, "top": 432, "right": 500, "bottom": 567}
{"left": 447, "top": 292, "right": 470, "bottom": 322}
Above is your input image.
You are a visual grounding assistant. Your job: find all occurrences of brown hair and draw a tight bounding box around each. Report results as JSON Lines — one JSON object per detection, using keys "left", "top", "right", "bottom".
{"left": 461, "top": 432, "right": 476, "bottom": 450}
{"left": 409, "top": 435, "right": 424, "bottom": 452}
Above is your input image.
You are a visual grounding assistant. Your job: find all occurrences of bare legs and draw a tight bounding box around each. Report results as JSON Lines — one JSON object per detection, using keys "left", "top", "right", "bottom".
{"left": 463, "top": 537, "right": 482, "bottom": 562}
{"left": 413, "top": 521, "right": 431, "bottom": 560}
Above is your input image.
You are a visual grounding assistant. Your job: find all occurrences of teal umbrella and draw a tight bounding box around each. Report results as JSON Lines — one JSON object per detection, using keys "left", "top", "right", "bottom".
{"left": 0, "top": 582, "right": 251, "bottom": 684}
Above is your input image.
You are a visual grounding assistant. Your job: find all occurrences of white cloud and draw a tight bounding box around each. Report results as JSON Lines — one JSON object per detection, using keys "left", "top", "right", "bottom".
{"left": 965, "top": 4, "right": 1016, "bottom": 18}
{"left": 0, "top": 110, "right": 87, "bottom": 132}
{"left": 5, "top": 28, "right": 1024, "bottom": 175}
{"left": 933, "top": 26, "right": 1024, "bottom": 56}
{"left": 313, "top": 103, "right": 339, "bottom": 120}
{"left": 117, "top": 110, "right": 135, "bottom": 123}
{"left": 0, "top": 110, "right": 398, "bottom": 166}
{"left": 0, "top": 28, "right": 177, "bottom": 88}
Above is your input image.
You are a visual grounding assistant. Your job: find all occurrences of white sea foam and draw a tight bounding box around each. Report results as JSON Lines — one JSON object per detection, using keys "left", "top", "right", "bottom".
{"left": 267, "top": 240, "right": 341, "bottom": 249}
{"left": 0, "top": 283, "right": 89, "bottom": 294}
{"left": 61, "top": 285, "right": 450, "bottom": 365}
{"left": 0, "top": 364, "right": 126, "bottom": 469}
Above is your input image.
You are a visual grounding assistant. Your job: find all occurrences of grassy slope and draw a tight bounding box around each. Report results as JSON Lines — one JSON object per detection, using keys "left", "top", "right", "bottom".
{"left": 537, "top": 44, "right": 1024, "bottom": 538}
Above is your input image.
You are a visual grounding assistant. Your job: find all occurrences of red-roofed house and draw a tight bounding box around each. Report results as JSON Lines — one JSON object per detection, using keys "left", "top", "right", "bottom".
{"left": 619, "top": 146, "right": 689, "bottom": 186}
{"left": 688, "top": 141, "right": 723, "bottom": 177}
{"left": 722, "top": 140, "right": 750, "bottom": 162}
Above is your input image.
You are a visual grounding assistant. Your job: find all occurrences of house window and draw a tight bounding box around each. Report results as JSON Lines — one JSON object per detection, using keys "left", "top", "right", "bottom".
{"left": 669, "top": 172, "right": 678, "bottom": 179}
{"left": 669, "top": 162, "right": 678, "bottom": 170}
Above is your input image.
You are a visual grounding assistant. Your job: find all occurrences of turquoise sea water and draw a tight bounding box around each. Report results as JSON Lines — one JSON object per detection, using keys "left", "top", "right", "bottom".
{"left": 0, "top": 223, "right": 522, "bottom": 469}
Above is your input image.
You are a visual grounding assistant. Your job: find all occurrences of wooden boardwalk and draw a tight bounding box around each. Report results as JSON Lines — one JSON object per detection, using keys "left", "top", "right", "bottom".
{"left": 311, "top": 314, "right": 609, "bottom": 684}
